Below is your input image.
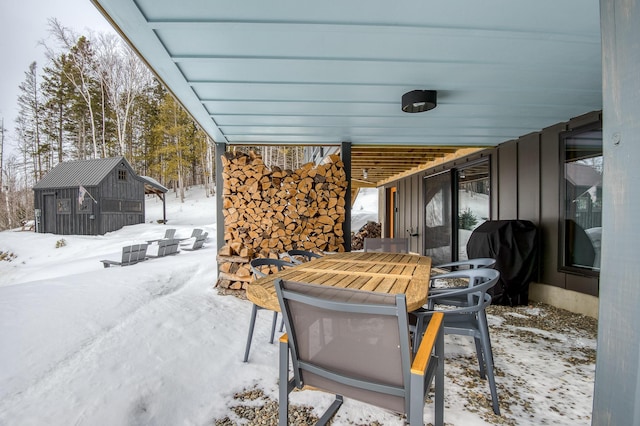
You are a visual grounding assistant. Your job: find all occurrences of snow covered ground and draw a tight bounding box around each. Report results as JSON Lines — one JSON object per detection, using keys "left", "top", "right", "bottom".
{"left": 0, "top": 186, "right": 595, "bottom": 425}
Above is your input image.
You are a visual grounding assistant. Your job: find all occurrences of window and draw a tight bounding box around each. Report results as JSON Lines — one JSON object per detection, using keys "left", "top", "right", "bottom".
{"left": 560, "top": 123, "right": 602, "bottom": 276}
{"left": 56, "top": 199, "right": 71, "bottom": 214}
{"left": 457, "top": 160, "right": 490, "bottom": 260}
{"left": 118, "top": 169, "right": 127, "bottom": 181}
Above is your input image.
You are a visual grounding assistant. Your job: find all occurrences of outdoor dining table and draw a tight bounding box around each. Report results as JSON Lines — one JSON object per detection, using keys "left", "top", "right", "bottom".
{"left": 246, "top": 251, "right": 432, "bottom": 312}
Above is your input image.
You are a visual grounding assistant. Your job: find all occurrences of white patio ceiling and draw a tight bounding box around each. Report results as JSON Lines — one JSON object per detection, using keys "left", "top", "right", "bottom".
{"left": 92, "top": 0, "right": 601, "bottom": 176}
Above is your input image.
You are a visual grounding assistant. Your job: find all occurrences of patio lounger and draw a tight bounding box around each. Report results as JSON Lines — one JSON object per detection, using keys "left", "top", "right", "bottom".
{"left": 147, "top": 239, "right": 180, "bottom": 258}
{"left": 101, "top": 244, "right": 148, "bottom": 268}
{"left": 181, "top": 232, "right": 207, "bottom": 251}
{"left": 146, "top": 228, "right": 176, "bottom": 244}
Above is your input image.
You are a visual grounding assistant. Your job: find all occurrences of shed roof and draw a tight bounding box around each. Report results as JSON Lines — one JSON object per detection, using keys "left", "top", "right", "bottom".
{"left": 33, "top": 157, "right": 132, "bottom": 189}
{"left": 139, "top": 175, "right": 169, "bottom": 195}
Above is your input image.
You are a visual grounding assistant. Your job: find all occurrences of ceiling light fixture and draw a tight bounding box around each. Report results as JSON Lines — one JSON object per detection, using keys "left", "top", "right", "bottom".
{"left": 401, "top": 90, "right": 437, "bottom": 113}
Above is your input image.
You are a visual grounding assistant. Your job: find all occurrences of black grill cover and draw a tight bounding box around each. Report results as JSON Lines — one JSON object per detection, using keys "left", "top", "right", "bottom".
{"left": 466, "top": 220, "right": 538, "bottom": 306}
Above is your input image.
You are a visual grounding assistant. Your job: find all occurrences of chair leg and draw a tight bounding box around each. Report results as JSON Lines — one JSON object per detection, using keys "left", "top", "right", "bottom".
{"left": 243, "top": 304, "right": 259, "bottom": 362}
{"left": 435, "top": 324, "right": 445, "bottom": 426}
{"left": 478, "top": 314, "right": 500, "bottom": 415}
{"left": 473, "top": 336, "right": 487, "bottom": 379}
{"left": 279, "top": 338, "right": 289, "bottom": 425}
{"left": 269, "top": 312, "right": 279, "bottom": 344}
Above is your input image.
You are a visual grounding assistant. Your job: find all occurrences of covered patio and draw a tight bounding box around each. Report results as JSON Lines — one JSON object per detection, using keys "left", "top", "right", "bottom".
{"left": 91, "top": 0, "right": 640, "bottom": 423}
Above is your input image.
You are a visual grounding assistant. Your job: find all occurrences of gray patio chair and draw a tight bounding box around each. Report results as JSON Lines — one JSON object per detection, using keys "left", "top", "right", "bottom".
{"left": 243, "top": 258, "right": 295, "bottom": 362}
{"left": 431, "top": 258, "right": 496, "bottom": 288}
{"left": 275, "top": 278, "right": 444, "bottom": 426}
{"left": 363, "top": 237, "right": 410, "bottom": 253}
{"left": 411, "top": 268, "right": 501, "bottom": 415}
{"left": 285, "top": 249, "right": 323, "bottom": 264}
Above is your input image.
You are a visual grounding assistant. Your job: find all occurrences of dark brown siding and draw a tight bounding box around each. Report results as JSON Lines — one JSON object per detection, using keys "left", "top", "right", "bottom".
{"left": 387, "top": 111, "right": 601, "bottom": 296}
{"left": 497, "top": 141, "right": 518, "bottom": 219}
{"left": 517, "top": 132, "right": 541, "bottom": 224}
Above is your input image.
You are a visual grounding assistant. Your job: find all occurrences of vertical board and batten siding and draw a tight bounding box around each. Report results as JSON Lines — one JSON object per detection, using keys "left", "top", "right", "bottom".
{"left": 497, "top": 141, "right": 518, "bottom": 219}
{"left": 97, "top": 168, "right": 146, "bottom": 235}
{"left": 33, "top": 158, "right": 146, "bottom": 236}
{"left": 395, "top": 174, "right": 423, "bottom": 254}
{"left": 384, "top": 110, "right": 601, "bottom": 296}
{"left": 540, "top": 122, "right": 569, "bottom": 291}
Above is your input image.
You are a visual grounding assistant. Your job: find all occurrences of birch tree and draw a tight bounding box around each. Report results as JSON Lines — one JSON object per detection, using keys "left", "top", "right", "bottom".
{"left": 96, "top": 33, "right": 152, "bottom": 157}
{"left": 46, "top": 19, "right": 101, "bottom": 158}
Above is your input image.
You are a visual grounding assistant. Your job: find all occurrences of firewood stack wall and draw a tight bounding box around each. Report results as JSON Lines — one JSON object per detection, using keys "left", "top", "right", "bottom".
{"left": 216, "top": 150, "right": 348, "bottom": 290}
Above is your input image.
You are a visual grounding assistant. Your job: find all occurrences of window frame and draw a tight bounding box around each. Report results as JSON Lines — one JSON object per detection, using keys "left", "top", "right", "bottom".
{"left": 558, "top": 121, "right": 603, "bottom": 278}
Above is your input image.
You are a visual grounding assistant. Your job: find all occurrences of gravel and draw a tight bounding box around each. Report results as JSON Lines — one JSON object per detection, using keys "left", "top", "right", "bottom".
{"left": 212, "top": 300, "right": 597, "bottom": 425}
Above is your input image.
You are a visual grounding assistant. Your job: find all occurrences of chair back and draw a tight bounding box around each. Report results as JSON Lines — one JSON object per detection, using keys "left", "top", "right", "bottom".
{"left": 427, "top": 268, "right": 500, "bottom": 312}
{"left": 364, "top": 237, "right": 410, "bottom": 253}
{"left": 435, "top": 257, "right": 496, "bottom": 271}
{"left": 250, "top": 258, "right": 295, "bottom": 278}
{"left": 164, "top": 228, "right": 177, "bottom": 240}
{"left": 275, "top": 279, "right": 413, "bottom": 414}
{"left": 286, "top": 249, "right": 323, "bottom": 264}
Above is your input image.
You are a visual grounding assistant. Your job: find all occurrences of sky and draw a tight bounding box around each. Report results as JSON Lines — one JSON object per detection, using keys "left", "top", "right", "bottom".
{"left": 0, "top": 186, "right": 596, "bottom": 425}
{"left": 0, "top": 0, "right": 115, "bottom": 155}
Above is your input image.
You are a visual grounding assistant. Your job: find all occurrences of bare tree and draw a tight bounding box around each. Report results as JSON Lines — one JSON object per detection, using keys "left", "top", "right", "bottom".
{"left": 96, "top": 33, "right": 152, "bottom": 157}
{"left": 45, "top": 19, "right": 101, "bottom": 158}
{"left": 16, "top": 62, "right": 44, "bottom": 181}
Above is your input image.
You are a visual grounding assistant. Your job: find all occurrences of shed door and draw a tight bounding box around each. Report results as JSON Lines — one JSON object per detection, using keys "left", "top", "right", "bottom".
{"left": 43, "top": 194, "right": 56, "bottom": 233}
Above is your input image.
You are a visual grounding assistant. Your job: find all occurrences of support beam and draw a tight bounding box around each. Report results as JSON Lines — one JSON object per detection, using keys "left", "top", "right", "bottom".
{"left": 593, "top": 1, "right": 640, "bottom": 424}
{"left": 215, "top": 142, "right": 226, "bottom": 253}
{"left": 341, "top": 141, "right": 352, "bottom": 252}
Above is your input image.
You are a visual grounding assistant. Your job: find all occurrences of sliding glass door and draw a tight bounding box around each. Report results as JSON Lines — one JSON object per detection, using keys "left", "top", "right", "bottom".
{"left": 423, "top": 171, "right": 453, "bottom": 265}
{"left": 456, "top": 161, "right": 490, "bottom": 260}
{"left": 424, "top": 160, "right": 490, "bottom": 264}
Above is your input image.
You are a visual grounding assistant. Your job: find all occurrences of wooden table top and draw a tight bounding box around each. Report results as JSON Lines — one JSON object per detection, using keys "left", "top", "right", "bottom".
{"left": 246, "top": 251, "right": 432, "bottom": 312}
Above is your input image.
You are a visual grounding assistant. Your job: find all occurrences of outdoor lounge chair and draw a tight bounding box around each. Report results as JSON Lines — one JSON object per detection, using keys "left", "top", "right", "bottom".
{"left": 100, "top": 243, "right": 148, "bottom": 268}
{"left": 146, "top": 228, "right": 176, "bottom": 244}
{"left": 275, "top": 278, "right": 445, "bottom": 426}
{"left": 363, "top": 237, "right": 410, "bottom": 253}
{"left": 180, "top": 232, "right": 207, "bottom": 251}
{"left": 147, "top": 238, "right": 180, "bottom": 258}
{"left": 411, "top": 268, "right": 501, "bottom": 415}
{"left": 243, "top": 258, "right": 295, "bottom": 362}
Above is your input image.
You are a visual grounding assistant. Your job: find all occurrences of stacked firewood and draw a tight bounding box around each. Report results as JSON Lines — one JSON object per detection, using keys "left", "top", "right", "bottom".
{"left": 216, "top": 151, "right": 348, "bottom": 290}
{"left": 350, "top": 221, "right": 382, "bottom": 250}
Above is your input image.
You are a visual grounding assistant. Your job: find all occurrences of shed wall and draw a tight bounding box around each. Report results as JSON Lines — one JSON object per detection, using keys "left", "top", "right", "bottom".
{"left": 33, "top": 162, "right": 145, "bottom": 236}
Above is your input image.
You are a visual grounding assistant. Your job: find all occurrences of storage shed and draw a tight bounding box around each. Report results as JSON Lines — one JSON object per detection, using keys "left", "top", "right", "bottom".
{"left": 33, "top": 157, "right": 168, "bottom": 235}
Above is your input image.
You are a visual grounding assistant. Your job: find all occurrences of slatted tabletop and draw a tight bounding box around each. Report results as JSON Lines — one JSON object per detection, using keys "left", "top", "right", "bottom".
{"left": 246, "top": 252, "right": 432, "bottom": 312}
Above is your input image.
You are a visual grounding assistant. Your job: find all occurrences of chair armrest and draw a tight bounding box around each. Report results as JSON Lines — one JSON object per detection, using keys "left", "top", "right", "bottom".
{"left": 100, "top": 260, "right": 120, "bottom": 268}
{"left": 411, "top": 312, "right": 443, "bottom": 375}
